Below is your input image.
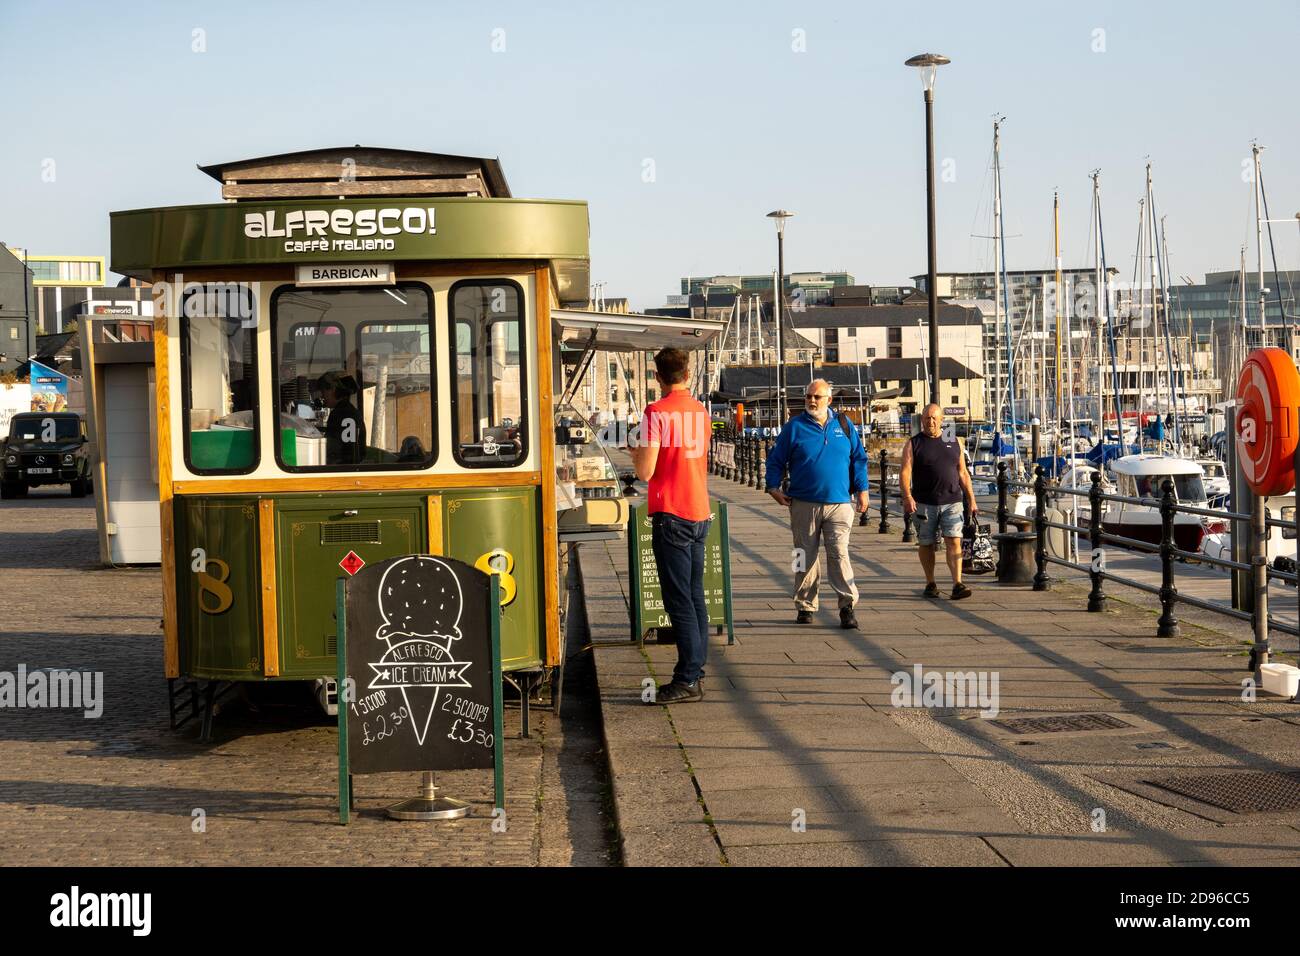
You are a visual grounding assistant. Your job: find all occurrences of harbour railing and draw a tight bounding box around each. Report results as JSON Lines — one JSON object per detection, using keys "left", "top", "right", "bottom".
{"left": 995, "top": 461, "right": 1297, "bottom": 688}
{"left": 707, "top": 427, "right": 1294, "bottom": 692}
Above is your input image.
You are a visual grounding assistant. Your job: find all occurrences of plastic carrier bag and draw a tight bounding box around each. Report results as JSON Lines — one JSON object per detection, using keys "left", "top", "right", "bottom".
{"left": 962, "top": 520, "right": 995, "bottom": 574}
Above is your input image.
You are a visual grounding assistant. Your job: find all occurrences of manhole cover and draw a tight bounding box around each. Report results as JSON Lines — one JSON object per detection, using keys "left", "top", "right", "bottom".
{"left": 990, "top": 713, "right": 1134, "bottom": 735}
{"left": 1146, "top": 770, "right": 1300, "bottom": 814}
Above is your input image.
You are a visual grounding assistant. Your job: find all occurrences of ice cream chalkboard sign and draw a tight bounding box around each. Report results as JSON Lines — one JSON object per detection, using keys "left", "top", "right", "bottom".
{"left": 336, "top": 555, "right": 505, "bottom": 823}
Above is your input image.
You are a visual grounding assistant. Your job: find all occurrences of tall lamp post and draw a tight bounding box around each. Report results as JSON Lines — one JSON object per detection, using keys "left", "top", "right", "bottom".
{"left": 767, "top": 209, "right": 793, "bottom": 424}
{"left": 699, "top": 281, "right": 711, "bottom": 406}
{"left": 905, "top": 52, "right": 950, "bottom": 407}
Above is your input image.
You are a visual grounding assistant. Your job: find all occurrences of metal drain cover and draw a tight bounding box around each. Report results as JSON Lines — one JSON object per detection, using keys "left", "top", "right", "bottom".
{"left": 1145, "top": 770, "right": 1300, "bottom": 814}
{"left": 990, "top": 713, "right": 1134, "bottom": 735}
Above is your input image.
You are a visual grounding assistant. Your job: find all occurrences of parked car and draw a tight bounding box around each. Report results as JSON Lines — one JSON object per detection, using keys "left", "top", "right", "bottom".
{"left": 1, "top": 412, "right": 93, "bottom": 498}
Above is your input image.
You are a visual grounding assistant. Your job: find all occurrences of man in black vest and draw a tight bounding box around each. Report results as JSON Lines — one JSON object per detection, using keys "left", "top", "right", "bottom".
{"left": 900, "top": 404, "right": 978, "bottom": 599}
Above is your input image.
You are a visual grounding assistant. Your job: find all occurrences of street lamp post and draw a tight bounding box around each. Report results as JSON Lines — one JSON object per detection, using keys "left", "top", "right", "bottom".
{"left": 905, "top": 52, "right": 950, "bottom": 407}
{"left": 767, "top": 209, "right": 793, "bottom": 424}
{"left": 853, "top": 337, "right": 865, "bottom": 428}
{"left": 866, "top": 357, "right": 875, "bottom": 433}
{"left": 699, "top": 281, "right": 711, "bottom": 406}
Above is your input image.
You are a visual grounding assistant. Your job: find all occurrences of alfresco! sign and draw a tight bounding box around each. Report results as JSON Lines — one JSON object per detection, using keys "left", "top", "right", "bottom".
{"left": 109, "top": 199, "right": 590, "bottom": 276}
{"left": 243, "top": 206, "right": 438, "bottom": 255}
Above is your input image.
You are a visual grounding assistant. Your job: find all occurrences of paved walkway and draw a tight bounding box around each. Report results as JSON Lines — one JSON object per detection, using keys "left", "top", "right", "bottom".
{"left": 582, "top": 470, "right": 1300, "bottom": 866}
{"left": 0, "top": 491, "right": 613, "bottom": 865}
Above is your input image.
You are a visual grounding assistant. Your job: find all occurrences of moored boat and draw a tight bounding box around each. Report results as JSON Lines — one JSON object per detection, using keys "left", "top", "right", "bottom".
{"left": 1103, "top": 454, "right": 1210, "bottom": 552}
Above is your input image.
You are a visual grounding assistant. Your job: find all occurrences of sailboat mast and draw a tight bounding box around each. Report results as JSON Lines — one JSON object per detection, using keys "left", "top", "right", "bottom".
{"left": 1253, "top": 143, "right": 1266, "bottom": 346}
{"left": 1092, "top": 171, "right": 1106, "bottom": 435}
{"left": 1060, "top": 197, "right": 1077, "bottom": 465}
{"left": 1053, "top": 191, "right": 1063, "bottom": 461}
{"left": 1135, "top": 197, "right": 1147, "bottom": 449}
{"left": 993, "top": 119, "right": 1004, "bottom": 436}
{"left": 1238, "top": 246, "right": 1247, "bottom": 375}
{"left": 1160, "top": 215, "right": 1189, "bottom": 443}
{"left": 1154, "top": 167, "right": 1164, "bottom": 437}
{"left": 1147, "top": 166, "right": 1177, "bottom": 447}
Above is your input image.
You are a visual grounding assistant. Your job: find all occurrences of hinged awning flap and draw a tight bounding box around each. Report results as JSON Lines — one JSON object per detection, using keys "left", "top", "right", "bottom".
{"left": 552, "top": 309, "right": 725, "bottom": 353}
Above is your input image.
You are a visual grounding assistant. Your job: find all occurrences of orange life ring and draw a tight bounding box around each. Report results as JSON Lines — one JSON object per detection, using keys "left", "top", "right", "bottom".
{"left": 1235, "top": 347, "right": 1300, "bottom": 496}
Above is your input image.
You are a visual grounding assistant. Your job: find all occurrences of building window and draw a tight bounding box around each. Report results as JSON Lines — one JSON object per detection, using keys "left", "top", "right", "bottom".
{"left": 950, "top": 378, "right": 958, "bottom": 387}
{"left": 951, "top": 395, "right": 960, "bottom": 405}
{"left": 272, "top": 283, "right": 436, "bottom": 471}
{"left": 866, "top": 347, "right": 876, "bottom": 358}
{"left": 449, "top": 279, "right": 527, "bottom": 468}
{"left": 845, "top": 327, "right": 856, "bottom": 338}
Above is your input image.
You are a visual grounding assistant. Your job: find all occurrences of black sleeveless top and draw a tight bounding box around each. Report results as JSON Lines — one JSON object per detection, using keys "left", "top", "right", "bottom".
{"left": 909, "top": 434, "right": 962, "bottom": 506}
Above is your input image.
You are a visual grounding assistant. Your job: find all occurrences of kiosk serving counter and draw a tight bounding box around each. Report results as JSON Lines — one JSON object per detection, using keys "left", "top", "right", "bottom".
{"left": 109, "top": 147, "right": 723, "bottom": 735}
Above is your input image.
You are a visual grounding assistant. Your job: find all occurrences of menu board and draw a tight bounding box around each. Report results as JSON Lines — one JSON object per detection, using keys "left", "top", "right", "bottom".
{"left": 627, "top": 501, "right": 735, "bottom": 645}
{"left": 336, "top": 555, "right": 504, "bottom": 822}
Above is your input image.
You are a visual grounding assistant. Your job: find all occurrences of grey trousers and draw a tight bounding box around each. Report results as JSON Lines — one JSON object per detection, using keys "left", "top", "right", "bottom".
{"left": 789, "top": 499, "right": 858, "bottom": 611}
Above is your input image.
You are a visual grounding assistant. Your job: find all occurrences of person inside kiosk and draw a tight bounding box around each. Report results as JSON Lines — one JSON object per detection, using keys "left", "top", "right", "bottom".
{"left": 316, "top": 369, "right": 366, "bottom": 465}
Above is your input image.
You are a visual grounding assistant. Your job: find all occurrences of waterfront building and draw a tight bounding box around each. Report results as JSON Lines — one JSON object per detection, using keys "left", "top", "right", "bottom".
{"left": 0, "top": 244, "right": 36, "bottom": 373}
{"left": 681, "top": 271, "right": 854, "bottom": 306}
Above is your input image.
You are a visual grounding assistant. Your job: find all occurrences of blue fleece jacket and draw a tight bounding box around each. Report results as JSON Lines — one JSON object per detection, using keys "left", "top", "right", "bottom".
{"left": 765, "top": 409, "right": 870, "bottom": 504}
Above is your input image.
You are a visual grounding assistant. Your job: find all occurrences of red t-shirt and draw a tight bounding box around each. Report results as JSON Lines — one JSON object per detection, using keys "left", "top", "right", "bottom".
{"left": 645, "top": 389, "right": 711, "bottom": 521}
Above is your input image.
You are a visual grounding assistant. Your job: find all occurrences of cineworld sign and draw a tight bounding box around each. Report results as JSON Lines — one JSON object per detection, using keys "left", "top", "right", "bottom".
{"left": 243, "top": 206, "right": 437, "bottom": 254}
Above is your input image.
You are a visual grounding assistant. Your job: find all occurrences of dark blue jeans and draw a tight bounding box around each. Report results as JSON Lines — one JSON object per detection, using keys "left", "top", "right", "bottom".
{"left": 651, "top": 511, "right": 711, "bottom": 685}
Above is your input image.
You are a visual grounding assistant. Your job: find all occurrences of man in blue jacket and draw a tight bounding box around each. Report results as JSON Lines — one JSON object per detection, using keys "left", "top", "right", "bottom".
{"left": 765, "top": 379, "right": 870, "bottom": 629}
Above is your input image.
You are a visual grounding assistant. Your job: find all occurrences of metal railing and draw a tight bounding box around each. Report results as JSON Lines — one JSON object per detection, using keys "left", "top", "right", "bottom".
{"left": 710, "top": 426, "right": 896, "bottom": 529}
{"left": 709, "top": 428, "right": 1296, "bottom": 692}
{"left": 708, "top": 426, "right": 773, "bottom": 492}
{"left": 995, "top": 461, "right": 1298, "bottom": 688}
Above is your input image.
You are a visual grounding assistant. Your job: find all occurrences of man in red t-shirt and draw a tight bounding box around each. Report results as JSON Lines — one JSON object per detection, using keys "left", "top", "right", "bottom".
{"left": 629, "top": 348, "right": 711, "bottom": 703}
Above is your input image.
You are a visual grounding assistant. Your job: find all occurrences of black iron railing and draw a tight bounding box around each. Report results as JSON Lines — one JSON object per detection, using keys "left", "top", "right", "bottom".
{"left": 995, "top": 460, "right": 1298, "bottom": 687}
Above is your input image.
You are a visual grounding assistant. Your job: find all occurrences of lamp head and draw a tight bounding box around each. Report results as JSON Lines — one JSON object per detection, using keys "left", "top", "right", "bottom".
{"left": 904, "top": 53, "right": 950, "bottom": 94}
{"left": 766, "top": 209, "right": 794, "bottom": 236}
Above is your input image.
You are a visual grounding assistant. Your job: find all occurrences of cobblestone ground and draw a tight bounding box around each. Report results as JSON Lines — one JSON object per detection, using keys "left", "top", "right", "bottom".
{"left": 0, "top": 490, "right": 612, "bottom": 865}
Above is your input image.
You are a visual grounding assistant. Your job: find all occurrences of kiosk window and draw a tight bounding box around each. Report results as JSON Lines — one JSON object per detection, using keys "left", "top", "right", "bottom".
{"left": 181, "top": 287, "right": 258, "bottom": 474}
{"left": 450, "top": 281, "right": 526, "bottom": 468}
{"left": 271, "top": 285, "right": 435, "bottom": 470}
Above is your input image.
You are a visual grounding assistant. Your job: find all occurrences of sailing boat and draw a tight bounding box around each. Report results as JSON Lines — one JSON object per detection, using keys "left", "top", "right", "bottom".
{"left": 987, "top": 118, "right": 1023, "bottom": 473}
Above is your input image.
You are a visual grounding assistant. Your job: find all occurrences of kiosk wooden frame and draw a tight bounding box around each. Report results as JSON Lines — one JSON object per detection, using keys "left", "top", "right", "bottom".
{"left": 109, "top": 147, "right": 724, "bottom": 736}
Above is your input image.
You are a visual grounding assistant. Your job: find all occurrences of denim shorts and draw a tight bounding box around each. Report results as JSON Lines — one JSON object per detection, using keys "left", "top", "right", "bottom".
{"left": 912, "top": 501, "right": 964, "bottom": 545}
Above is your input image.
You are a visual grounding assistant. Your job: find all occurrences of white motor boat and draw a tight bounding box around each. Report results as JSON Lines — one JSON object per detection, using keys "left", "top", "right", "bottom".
{"left": 1201, "top": 492, "right": 1296, "bottom": 569}
{"left": 1197, "top": 458, "right": 1230, "bottom": 504}
{"left": 1103, "top": 455, "right": 1213, "bottom": 553}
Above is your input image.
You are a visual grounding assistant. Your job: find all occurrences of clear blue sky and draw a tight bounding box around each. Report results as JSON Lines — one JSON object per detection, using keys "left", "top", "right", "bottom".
{"left": 3, "top": 0, "right": 1297, "bottom": 309}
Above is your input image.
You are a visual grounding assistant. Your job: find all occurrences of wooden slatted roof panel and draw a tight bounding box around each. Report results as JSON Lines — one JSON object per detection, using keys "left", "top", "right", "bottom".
{"left": 198, "top": 146, "right": 511, "bottom": 201}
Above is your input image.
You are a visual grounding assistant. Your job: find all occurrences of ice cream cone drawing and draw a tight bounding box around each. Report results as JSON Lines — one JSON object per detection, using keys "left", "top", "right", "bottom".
{"left": 366, "top": 556, "right": 473, "bottom": 746}
{"left": 376, "top": 556, "right": 465, "bottom": 643}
